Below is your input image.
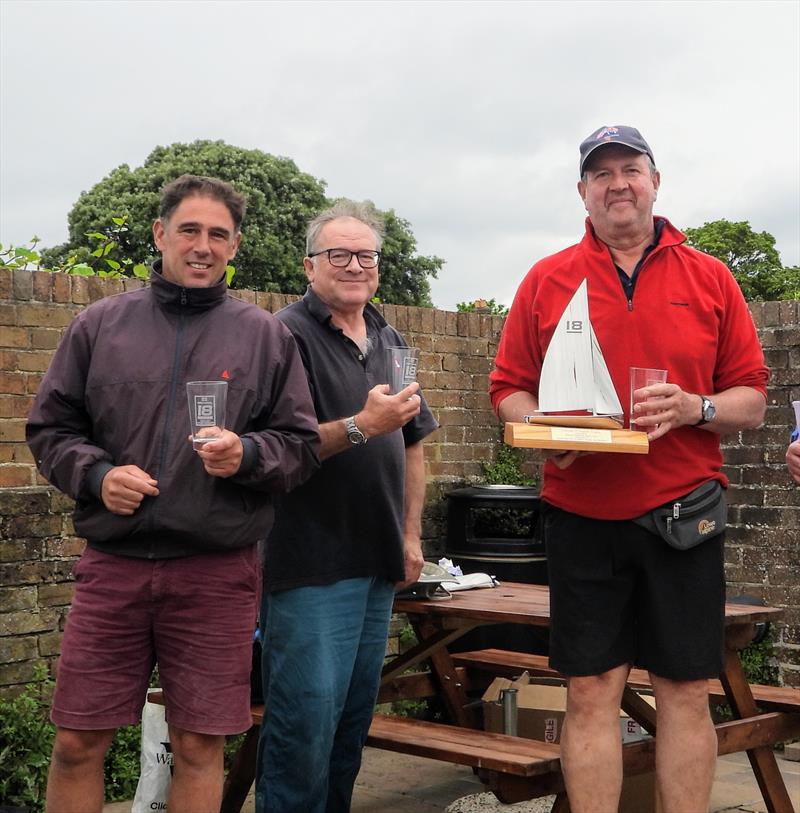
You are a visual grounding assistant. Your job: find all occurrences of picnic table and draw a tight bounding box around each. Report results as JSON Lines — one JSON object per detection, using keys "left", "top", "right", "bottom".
{"left": 218, "top": 581, "right": 800, "bottom": 813}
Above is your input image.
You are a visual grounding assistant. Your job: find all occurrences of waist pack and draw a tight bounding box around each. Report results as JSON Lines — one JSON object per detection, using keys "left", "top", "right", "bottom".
{"left": 631, "top": 480, "right": 726, "bottom": 550}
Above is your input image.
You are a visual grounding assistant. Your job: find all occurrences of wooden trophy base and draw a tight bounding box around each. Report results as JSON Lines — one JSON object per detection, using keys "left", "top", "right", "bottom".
{"left": 505, "top": 417, "right": 650, "bottom": 455}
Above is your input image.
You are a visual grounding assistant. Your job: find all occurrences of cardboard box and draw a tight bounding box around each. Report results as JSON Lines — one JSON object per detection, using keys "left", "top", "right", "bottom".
{"left": 482, "top": 673, "right": 654, "bottom": 745}
{"left": 482, "top": 672, "right": 657, "bottom": 812}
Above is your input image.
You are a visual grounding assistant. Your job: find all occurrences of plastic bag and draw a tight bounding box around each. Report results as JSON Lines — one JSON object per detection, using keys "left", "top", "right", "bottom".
{"left": 131, "top": 697, "right": 172, "bottom": 813}
{"left": 442, "top": 572, "right": 498, "bottom": 591}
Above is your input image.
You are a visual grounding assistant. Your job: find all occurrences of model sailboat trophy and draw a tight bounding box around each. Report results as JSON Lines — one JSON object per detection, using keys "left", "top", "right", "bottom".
{"left": 505, "top": 279, "right": 650, "bottom": 454}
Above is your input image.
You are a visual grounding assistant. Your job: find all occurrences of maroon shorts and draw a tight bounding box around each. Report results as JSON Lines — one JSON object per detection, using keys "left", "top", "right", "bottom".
{"left": 52, "top": 545, "right": 261, "bottom": 735}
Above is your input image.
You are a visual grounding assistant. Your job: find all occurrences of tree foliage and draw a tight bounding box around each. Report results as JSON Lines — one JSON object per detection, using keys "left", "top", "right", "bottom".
{"left": 683, "top": 219, "right": 799, "bottom": 301}
{"left": 42, "top": 140, "right": 441, "bottom": 305}
{"left": 456, "top": 298, "right": 509, "bottom": 316}
{"left": 377, "top": 209, "right": 441, "bottom": 307}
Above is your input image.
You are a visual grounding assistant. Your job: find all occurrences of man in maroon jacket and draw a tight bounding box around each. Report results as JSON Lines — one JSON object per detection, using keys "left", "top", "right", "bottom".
{"left": 27, "top": 175, "right": 320, "bottom": 813}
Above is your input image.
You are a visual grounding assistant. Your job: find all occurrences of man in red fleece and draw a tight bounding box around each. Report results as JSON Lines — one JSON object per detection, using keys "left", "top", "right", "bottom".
{"left": 490, "top": 125, "right": 768, "bottom": 813}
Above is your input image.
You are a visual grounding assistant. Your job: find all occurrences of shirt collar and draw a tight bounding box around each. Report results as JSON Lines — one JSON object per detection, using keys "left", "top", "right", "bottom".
{"left": 302, "top": 286, "right": 388, "bottom": 332}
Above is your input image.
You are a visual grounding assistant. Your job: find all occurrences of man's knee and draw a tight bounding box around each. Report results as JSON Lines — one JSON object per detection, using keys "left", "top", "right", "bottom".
{"left": 566, "top": 665, "right": 630, "bottom": 718}
{"left": 51, "top": 728, "right": 116, "bottom": 771}
{"left": 169, "top": 728, "right": 224, "bottom": 771}
{"left": 651, "top": 675, "right": 712, "bottom": 720}
{"left": 567, "top": 665, "right": 629, "bottom": 705}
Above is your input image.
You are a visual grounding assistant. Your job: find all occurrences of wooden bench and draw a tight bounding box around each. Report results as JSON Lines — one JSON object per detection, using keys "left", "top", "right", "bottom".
{"left": 367, "top": 712, "right": 561, "bottom": 776}
{"left": 450, "top": 649, "right": 800, "bottom": 713}
{"left": 366, "top": 712, "right": 574, "bottom": 809}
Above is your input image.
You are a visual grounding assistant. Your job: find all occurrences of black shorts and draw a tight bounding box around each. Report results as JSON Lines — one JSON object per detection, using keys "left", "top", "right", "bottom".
{"left": 542, "top": 501, "right": 725, "bottom": 681}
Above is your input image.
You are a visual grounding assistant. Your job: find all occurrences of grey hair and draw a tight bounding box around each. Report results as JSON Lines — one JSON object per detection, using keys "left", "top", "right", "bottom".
{"left": 581, "top": 153, "right": 658, "bottom": 184}
{"left": 306, "top": 199, "right": 385, "bottom": 255}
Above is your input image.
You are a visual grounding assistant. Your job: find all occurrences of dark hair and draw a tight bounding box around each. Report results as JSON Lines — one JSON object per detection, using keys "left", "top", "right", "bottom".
{"left": 159, "top": 174, "right": 247, "bottom": 231}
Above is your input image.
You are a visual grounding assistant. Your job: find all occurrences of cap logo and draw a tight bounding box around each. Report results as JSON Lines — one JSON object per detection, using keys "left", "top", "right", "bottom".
{"left": 595, "top": 126, "right": 620, "bottom": 140}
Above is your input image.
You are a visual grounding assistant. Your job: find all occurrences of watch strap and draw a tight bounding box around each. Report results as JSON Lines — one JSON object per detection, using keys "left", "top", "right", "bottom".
{"left": 695, "top": 395, "right": 714, "bottom": 426}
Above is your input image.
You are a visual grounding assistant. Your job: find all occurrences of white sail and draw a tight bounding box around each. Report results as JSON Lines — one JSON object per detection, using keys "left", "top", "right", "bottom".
{"left": 538, "top": 280, "right": 594, "bottom": 413}
{"left": 590, "top": 324, "right": 623, "bottom": 416}
{"left": 537, "top": 278, "right": 622, "bottom": 418}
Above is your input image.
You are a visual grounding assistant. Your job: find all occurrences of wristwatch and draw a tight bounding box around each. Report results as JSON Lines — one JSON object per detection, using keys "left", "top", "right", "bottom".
{"left": 345, "top": 415, "right": 368, "bottom": 445}
{"left": 695, "top": 395, "right": 716, "bottom": 426}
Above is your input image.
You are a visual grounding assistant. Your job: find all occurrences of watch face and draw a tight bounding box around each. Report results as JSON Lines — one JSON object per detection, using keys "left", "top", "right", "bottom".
{"left": 346, "top": 417, "right": 366, "bottom": 444}
{"left": 703, "top": 399, "right": 716, "bottom": 422}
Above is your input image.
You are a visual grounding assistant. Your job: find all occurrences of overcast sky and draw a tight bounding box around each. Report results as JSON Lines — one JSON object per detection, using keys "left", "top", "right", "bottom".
{"left": 1, "top": 0, "right": 798, "bottom": 311}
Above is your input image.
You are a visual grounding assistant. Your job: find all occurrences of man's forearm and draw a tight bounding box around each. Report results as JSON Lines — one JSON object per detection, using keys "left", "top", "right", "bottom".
{"left": 403, "top": 441, "right": 426, "bottom": 538}
{"left": 397, "top": 441, "right": 427, "bottom": 587}
{"left": 696, "top": 386, "right": 766, "bottom": 435}
{"left": 497, "top": 391, "right": 540, "bottom": 424}
{"left": 317, "top": 419, "right": 347, "bottom": 461}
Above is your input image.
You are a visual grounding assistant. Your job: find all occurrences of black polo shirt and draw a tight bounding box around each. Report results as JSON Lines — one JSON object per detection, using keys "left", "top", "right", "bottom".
{"left": 264, "top": 287, "right": 439, "bottom": 592}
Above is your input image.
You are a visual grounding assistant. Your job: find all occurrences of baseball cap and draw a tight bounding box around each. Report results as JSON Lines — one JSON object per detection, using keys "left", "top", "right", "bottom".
{"left": 579, "top": 125, "right": 655, "bottom": 176}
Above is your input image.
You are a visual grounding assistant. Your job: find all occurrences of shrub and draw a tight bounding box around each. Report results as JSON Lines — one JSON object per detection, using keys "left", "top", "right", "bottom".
{"left": 481, "top": 441, "right": 535, "bottom": 487}
{"left": 0, "top": 671, "right": 145, "bottom": 811}
{"left": 0, "top": 669, "right": 54, "bottom": 812}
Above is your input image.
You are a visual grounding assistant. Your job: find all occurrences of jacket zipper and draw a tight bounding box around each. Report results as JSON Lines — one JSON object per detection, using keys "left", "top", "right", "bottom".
{"left": 622, "top": 250, "right": 655, "bottom": 311}
{"left": 146, "top": 294, "right": 188, "bottom": 556}
{"left": 618, "top": 221, "right": 668, "bottom": 311}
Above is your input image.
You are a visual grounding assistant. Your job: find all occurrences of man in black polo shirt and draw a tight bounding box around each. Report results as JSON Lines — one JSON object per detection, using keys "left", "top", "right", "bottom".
{"left": 255, "top": 200, "right": 438, "bottom": 813}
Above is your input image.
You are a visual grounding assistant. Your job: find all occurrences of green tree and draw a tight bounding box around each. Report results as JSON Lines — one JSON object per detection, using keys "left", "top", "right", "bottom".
{"left": 377, "top": 209, "right": 441, "bottom": 307}
{"left": 42, "top": 140, "right": 441, "bottom": 305}
{"left": 764, "top": 265, "right": 800, "bottom": 300}
{"left": 683, "top": 219, "right": 798, "bottom": 301}
{"left": 456, "top": 298, "right": 509, "bottom": 316}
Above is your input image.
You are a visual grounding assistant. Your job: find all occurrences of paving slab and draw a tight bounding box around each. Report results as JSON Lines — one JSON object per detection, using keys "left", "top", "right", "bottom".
{"left": 102, "top": 747, "right": 800, "bottom": 813}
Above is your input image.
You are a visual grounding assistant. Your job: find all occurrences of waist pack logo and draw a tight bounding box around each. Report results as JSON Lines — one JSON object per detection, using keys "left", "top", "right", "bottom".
{"left": 698, "top": 518, "right": 716, "bottom": 536}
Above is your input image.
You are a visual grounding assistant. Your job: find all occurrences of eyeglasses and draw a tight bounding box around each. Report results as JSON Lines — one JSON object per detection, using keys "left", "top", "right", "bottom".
{"left": 308, "top": 248, "right": 381, "bottom": 269}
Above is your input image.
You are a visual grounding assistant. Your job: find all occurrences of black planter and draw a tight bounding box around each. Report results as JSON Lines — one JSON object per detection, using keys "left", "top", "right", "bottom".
{"left": 445, "top": 486, "right": 548, "bottom": 654}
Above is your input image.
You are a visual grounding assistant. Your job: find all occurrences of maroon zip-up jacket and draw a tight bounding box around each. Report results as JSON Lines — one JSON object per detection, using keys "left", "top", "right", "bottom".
{"left": 27, "top": 265, "right": 320, "bottom": 559}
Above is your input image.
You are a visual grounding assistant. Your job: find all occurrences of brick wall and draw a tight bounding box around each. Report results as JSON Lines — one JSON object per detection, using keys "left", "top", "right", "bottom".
{"left": 724, "top": 300, "right": 800, "bottom": 685}
{"left": 0, "top": 269, "right": 797, "bottom": 693}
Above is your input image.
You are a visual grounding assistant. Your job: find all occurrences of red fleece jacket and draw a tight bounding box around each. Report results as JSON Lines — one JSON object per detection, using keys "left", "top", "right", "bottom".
{"left": 490, "top": 217, "right": 768, "bottom": 520}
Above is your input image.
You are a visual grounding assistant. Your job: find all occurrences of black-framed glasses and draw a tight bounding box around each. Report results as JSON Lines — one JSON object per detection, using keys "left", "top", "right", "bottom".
{"left": 308, "top": 248, "right": 381, "bottom": 269}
